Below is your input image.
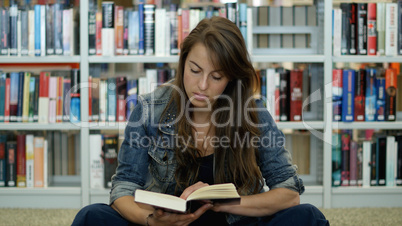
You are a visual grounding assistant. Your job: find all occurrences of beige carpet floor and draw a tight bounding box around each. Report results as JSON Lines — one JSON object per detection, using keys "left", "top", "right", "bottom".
{"left": 0, "top": 207, "right": 401, "bottom": 225}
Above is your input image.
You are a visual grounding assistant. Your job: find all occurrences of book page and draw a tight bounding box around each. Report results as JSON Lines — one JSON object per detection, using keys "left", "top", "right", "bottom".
{"left": 135, "top": 190, "right": 187, "bottom": 212}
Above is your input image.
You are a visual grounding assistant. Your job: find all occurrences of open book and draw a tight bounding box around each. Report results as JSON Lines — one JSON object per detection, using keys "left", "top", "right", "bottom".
{"left": 134, "top": 183, "right": 241, "bottom": 213}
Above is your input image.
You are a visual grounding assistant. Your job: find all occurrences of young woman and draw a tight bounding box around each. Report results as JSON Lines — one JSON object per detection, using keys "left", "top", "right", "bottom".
{"left": 73, "top": 16, "right": 328, "bottom": 226}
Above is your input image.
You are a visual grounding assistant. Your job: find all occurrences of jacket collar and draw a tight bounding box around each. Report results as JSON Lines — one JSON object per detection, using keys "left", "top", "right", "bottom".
{"left": 158, "top": 102, "right": 178, "bottom": 135}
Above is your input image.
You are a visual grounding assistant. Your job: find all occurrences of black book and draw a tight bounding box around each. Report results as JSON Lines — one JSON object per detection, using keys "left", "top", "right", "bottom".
{"left": 370, "top": 142, "right": 377, "bottom": 186}
{"left": 102, "top": 2, "right": 114, "bottom": 28}
{"left": 340, "top": 3, "right": 357, "bottom": 55}
{"left": 9, "top": 4, "right": 18, "bottom": 56}
{"left": 54, "top": 3, "right": 63, "bottom": 55}
{"left": 0, "top": 8, "right": 9, "bottom": 55}
{"left": 6, "top": 141, "right": 17, "bottom": 187}
{"left": 169, "top": 4, "right": 179, "bottom": 55}
{"left": 88, "top": 9, "right": 96, "bottom": 55}
{"left": 357, "top": 3, "right": 367, "bottom": 55}
{"left": 33, "top": 76, "right": 39, "bottom": 122}
{"left": 123, "top": 9, "right": 129, "bottom": 55}
{"left": 144, "top": 4, "right": 155, "bottom": 56}
{"left": 398, "top": 1, "right": 402, "bottom": 55}
{"left": 16, "top": 72, "right": 24, "bottom": 122}
{"left": 279, "top": 69, "right": 290, "bottom": 121}
{"left": 20, "top": 9, "right": 29, "bottom": 56}
{"left": 46, "top": 4, "right": 55, "bottom": 55}
{"left": 396, "top": 135, "right": 402, "bottom": 186}
{"left": 376, "top": 136, "right": 387, "bottom": 186}
{"left": 103, "top": 135, "right": 118, "bottom": 188}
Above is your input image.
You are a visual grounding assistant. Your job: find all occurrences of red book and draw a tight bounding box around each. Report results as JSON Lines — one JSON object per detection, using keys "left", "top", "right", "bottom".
{"left": 290, "top": 69, "right": 303, "bottom": 121}
{"left": 96, "top": 12, "right": 103, "bottom": 55}
{"left": 367, "top": 3, "right": 377, "bottom": 55}
{"left": 385, "top": 68, "right": 397, "bottom": 121}
{"left": 116, "top": 77, "right": 127, "bottom": 122}
{"left": 114, "top": 6, "right": 124, "bottom": 55}
{"left": 181, "top": 9, "right": 190, "bottom": 41}
{"left": 56, "top": 76, "right": 64, "bottom": 122}
{"left": 4, "top": 78, "right": 10, "bottom": 123}
{"left": 16, "top": 134, "right": 26, "bottom": 187}
{"left": 39, "top": 72, "right": 49, "bottom": 98}
{"left": 354, "top": 69, "right": 366, "bottom": 121}
{"left": 341, "top": 132, "right": 351, "bottom": 186}
{"left": 349, "top": 141, "right": 358, "bottom": 186}
{"left": 88, "top": 76, "right": 92, "bottom": 122}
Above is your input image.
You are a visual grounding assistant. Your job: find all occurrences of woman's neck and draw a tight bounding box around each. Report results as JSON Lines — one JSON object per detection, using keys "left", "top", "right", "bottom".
{"left": 191, "top": 111, "right": 212, "bottom": 126}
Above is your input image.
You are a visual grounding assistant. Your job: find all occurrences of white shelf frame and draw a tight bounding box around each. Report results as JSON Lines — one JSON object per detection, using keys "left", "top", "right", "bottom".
{"left": 0, "top": 56, "right": 81, "bottom": 63}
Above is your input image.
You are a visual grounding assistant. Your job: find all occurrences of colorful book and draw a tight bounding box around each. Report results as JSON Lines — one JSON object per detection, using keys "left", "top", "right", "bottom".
{"left": 6, "top": 142, "right": 17, "bottom": 187}
{"left": 376, "top": 77, "right": 386, "bottom": 121}
{"left": 16, "top": 134, "right": 26, "bottom": 187}
{"left": 354, "top": 69, "right": 366, "bottom": 121}
{"left": 385, "top": 68, "right": 397, "bottom": 121}
{"left": 38, "top": 72, "right": 50, "bottom": 123}
{"left": 342, "top": 69, "right": 355, "bottom": 122}
{"left": 25, "top": 134, "right": 34, "bottom": 188}
{"left": 341, "top": 131, "right": 351, "bottom": 186}
{"left": 333, "top": 69, "right": 343, "bottom": 121}
{"left": 365, "top": 68, "right": 377, "bottom": 121}
{"left": 332, "top": 133, "right": 342, "bottom": 187}
{"left": 0, "top": 135, "right": 6, "bottom": 186}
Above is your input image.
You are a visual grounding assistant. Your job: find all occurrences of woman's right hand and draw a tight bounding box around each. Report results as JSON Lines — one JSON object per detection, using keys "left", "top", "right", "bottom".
{"left": 148, "top": 204, "right": 213, "bottom": 226}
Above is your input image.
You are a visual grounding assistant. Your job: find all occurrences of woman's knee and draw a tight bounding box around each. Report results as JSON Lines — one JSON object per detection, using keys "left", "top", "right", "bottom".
{"left": 72, "top": 203, "right": 117, "bottom": 226}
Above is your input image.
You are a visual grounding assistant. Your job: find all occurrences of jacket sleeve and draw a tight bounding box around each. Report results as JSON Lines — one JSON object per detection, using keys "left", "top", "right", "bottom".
{"left": 109, "top": 97, "right": 151, "bottom": 204}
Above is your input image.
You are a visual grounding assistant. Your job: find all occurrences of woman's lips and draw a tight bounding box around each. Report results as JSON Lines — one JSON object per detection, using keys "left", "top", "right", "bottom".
{"left": 193, "top": 92, "right": 208, "bottom": 101}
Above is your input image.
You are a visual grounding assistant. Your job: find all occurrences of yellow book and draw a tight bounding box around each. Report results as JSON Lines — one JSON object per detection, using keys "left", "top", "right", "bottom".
{"left": 22, "top": 72, "right": 31, "bottom": 122}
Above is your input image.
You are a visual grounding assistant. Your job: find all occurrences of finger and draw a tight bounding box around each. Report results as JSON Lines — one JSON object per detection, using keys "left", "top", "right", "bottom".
{"left": 192, "top": 203, "right": 213, "bottom": 219}
{"left": 180, "top": 182, "right": 209, "bottom": 200}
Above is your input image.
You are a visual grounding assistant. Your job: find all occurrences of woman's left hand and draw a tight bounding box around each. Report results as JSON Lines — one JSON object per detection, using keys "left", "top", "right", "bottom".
{"left": 179, "top": 181, "right": 209, "bottom": 200}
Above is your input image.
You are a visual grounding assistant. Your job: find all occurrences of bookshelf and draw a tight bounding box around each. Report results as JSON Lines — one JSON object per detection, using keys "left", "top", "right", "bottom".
{"left": 0, "top": 0, "right": 401, "bottom": 210}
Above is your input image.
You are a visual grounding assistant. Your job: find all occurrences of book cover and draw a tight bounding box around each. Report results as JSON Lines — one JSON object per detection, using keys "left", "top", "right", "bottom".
{"left": 279, "top": 69, "right": 290, "bottom": 122}
{"left": 385, "top": 68, "right": 397, "bottom": 121}
{"left": 135, "top": 183, "right": 240, "bottom": 213}
{"left": 114, "top": 5, "right": 124, "bottom": 55}
{"left": 116, "top": 77, "right": 127, "bottom": 122}
{"left": 376, "top": 136, "right": 387, "bottom": 186}
{"left": 90, "top": 134, "right": 104, "bottom": 189}
{"left": 38, "top": 71, "right": 50, "bottom": 123}
{"left": 376, "top": 77, "right": 386, "bottom": 121}
{"left": 342, "top": 69, "right": 355, "bottom": 122}
{"left": 0, "top": 135, "right": 6, "bottom": 186}
{"left": 349, "top": 141, "right": 358, "bottom": 186}
{"left": 9, "top": 72, "right": 19, "bottom": 122}
{"left": 103, "top": 135, "right": 118, "bottom": 188}
{"left": 332, "top": 133, "right": 342, "bottom": 187}
{"left": 385, "top": 3, "right": 398, "bottom": 56}
{"left": 377, "top": 3, "right": 386, "bottom": 55}
{"left": 341, "top": 131, "right": 351, "bottom": 186}
{"left": 290, "top": 69, "right": 303, "bottom": 121}
{"left": 6, "top": 141, "right": 17, "bottom": 187}
{"left": 33, "top": 136, "right": 44, "bottom": 187}
{"left": 365, "top": 68, "right": 377, "bottom": 121}
{"left": 144, "top": 4, "right": 155, "bottom": 56}
{"left": 333, "top": 69, "right": 343, "bottom": 121}
{"left": 16, "top": 134, "right": 26, "bottom": 187}
{"left": 25, "top": 134, "right": 34, "bottom": 188}
{"left": 357, "top": 3, "right": 367, "bottom": 55}
{"left": 354, "top": 69, "right": 366, "bottom": 121}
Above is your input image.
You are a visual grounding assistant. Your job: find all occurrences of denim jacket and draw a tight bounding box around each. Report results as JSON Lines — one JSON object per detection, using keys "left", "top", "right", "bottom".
{"left": 109, "top": 85, "right": 304, "bottom": 225}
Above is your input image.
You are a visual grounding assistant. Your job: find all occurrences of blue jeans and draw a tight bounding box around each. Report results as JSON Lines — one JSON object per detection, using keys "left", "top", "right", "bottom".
{"left": 72, "top": 203, "right": 328, "bottom": 226}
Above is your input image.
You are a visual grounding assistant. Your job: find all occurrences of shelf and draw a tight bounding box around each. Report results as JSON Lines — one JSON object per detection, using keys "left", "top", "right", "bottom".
{"left": 333, "top": 56, "right": 402, "bottom": 63}
{"left": 332, "top": 186, "right": 402, "bottom": 194}
{"left": 0, "top": 56, "right": 81, "bottom": 63}
{"left": 277, "top": 121, "right": 324, "bottom": 129}
{"left": 87, "top": 122, "right": 127, "bottom": 130}
{"left": 333, "top": 121, "right": 402, "bottom": 130}
{"left": 0, "top": 123, "right": 82, "bottom": 130}
{"left": 251, "top": 54, "right": 325, "bottom": 63}
{"left": 88, "top": 55, "right": 179, "bottom": 63}
{"left": 0, "top": 186, "right": 81, "bottom": 195}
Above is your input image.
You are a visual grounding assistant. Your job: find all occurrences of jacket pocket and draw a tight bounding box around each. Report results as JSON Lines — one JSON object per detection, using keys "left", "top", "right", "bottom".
{"left": 148, "top": 146, "right": 176, "bottom": 182}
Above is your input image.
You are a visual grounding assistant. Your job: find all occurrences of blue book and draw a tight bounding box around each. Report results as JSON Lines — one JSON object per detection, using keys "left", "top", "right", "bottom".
{"left": 16, "top": 72, "right": 25, "bottom": 122}
{"left": 332, "top": 133, "right": 342, "bottom": 187}
{"left": 9, "top": 72, "right": 20, "bottom": 122}
{"left": 107, "top": 78, "right": 116, "bottom": 122}
{"left": 342, "top": 69, "right": 355, "bottom": 122}
{"left": 138, "top": 3, "right": 145, "bottom": 55}
{"left": 365, "top": 68, "right": 377, "bottom": 121}
{"left": 260, "top": 70, "right": 267, "bottom": 106}
{"left": 0, "top": 73, "right": 6, "bottom": 122}
{"left": 126, "top": 79, "right": 138, "bottom": 120}
{"left": 0, "top": 135, "right": 6, "bottom": 187}
{"left": 9, "top": 5, "right": 18, "bottom": 56}
{"left": 376, "top": 77, "right": 386, "bottom": 121}
{"left": 239, "top": 3, "right": 247, "bottom": 45}
{"left": 34, "top": 5, "right": 41, "bottom": 56}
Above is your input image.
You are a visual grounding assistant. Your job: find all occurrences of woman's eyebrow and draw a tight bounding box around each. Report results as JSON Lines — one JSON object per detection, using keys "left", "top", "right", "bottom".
{"left": 189, "top": 60, "right": 202, "bottom": 69}
{"left": 189, "top": 60, "right": 223, "bottom": 74}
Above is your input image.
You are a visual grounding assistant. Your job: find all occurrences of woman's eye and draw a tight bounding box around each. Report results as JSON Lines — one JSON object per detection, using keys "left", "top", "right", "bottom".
{"left": 191, "top": 69, "right": 200, "bottom": 73}
{"left": 212, "top": 76, "right": 222, "bottom": 81}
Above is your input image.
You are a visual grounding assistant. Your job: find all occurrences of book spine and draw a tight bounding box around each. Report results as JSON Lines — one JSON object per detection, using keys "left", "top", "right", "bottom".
{"left": 377, "top": 137, "right": 387, "bottom": 186}
{"left": 377, "top": 3, "right": 386, "bottom": 55}
{"left": 376, "top": 77, "right": 386, "bottom": 121}
{"left": 362, "top": 141, "right": 371, "bottom": 187}
{"left": 9, "top": 72, "right": 19, "bottom": 122}
{"left": 340, "top": 4, "right": 349, "bottom": 55}
{"left": 107, "top": 78, "right": 116, "bottom": 122}
{"left": 63, "top": 78, "right": 71, "bottom": 122}
{"left": 396, "top": 136, "right": 402, "bottom": 186}
{"left": 0, "top": 9, "right": 9, "bottom": 56}
{"left": 114, "top": 5, "right": 124, "bottom": 55}
{"left": 128, "top": 10, "right": 136, "bottom": 55}
{"left": 22, "top": 72, "right": 31, "bottom": 122}
{"left": 342, "top": 69, "right": 355, "bottom": 122}
{"left": 290, "top": 69, "right": 303, "bottom": 121}
{"left": 88, "top": 76, "right": 92, "bottom": 122}
{"left": 9, "top": 5, "right": 18, "bottom": 56}
{"left": 16, "top": 134, "right": 26, "bottom": 187}
{"left": 40, "top": 5, "right": 46, "bottom": 56}
{"left": 116, "top": 77, "right": 127, "bottom": 122}
{"left": 354, "top": 69, "right": 366, "bottom": 121}
{"left": 332, "top": 133, "right": 342, "bottom": 187}
{"left": 0, "top": 136, "right": 6, "bottom": 186}
{"left": 399, "top": 1, "right": 402, "bottom": 55}
{"left": 90, "top": 135, "right": 104, "bottom": 189}
{"left": 144, "top": 4, "right": 155, "bottom": 56}
{"left": 138, "top": 4, "right": 145, "bottom": 55}
{"left": 91, "top": 78, "right": 100, "bottom": 122}
{"left": 365, "top": 68, "right": 377, "bottom": 121}
{"left": 46, "top": 4, "right": 54, "bottom": 55}
{"left": 99, "top": 80, "right": 107, "bottom": 122}
{"left": 48, "top": 77, "right": 57, "bottom": 123}
{"left": 341, "top": 132, "right": 351, "bottom": 186}
{"left": 279, "top": 70, "right": 290, "bottom": 122}
{"left": 33, "top": 137, "right": 44, "bottom": 187}
{"left": 56, "top": 76, "right": 64, "bottom": 122}
{"left": 20, "top": 10, "right": 29, "bottom": 56}
{"left": 16, "top": 72, "right": 24, "bottom": 122}
{"left": 357, "top": 3, "right": 367, "bottom": 55}
{"left": 239, "top": 3, "right": 247, "bottom": 45}
{"left": 170, "top": 4, "right": 179, "bottom": 55}
{"left": 33, "top": 77, "right": 39, "bottom": 122}
{"left": 349, "top": 3, "right": 357, "bottom": 55}
{"left": 0, "top": 75, "right": 5, "bottom": 122}
{"left": 26, "top": 134, "right": 34, "bottom": 188}
{"left": 333, "top": 69, "right": 343, "bottom": 121}
{"left": 385, "top": 3, "right": 398, "bottom": 56}
{"left": 28, "top": 10, "right": 35, "bottom": 56}
{"left": 6, "top": 142, "right": 17, "bottom": 187}
{"left": 102, "top": 2, "right": 115, "bottom": 56}
{"left": 266, "top": 69, "right": 276, "bottom": 118}
{"left": 103, "top": 135, "right": 118, "bottom": 188}
{"left": 181, "top": 9, "right": 190, "bottom": 42}
{"left": 357, "top": 141, "right": 363, "bottom": 186}
{"left": 95, "top": 11, "right": 103, "bottom": 55}
{"left": 349, "top": 141, "right": 358, "bottom": 186}
{"left": 385, "top": 68, "right": 397, "bottom": 121}
{"left": 155, "top": 8, "right": 166, "bottom": 56}
{"left": 4, "top": 78, "right": 10, "bottom": 122}
{"left": 333, "top": 8, "right": 342, "bottom": 56}
{"left": 386, "top": 136, "right": 396, "bottom": 187}
{"left": 123, "top": 9, "right": 129, "bottom": 55}
{"left": 88, "top": 9, "right": 96, "bottom": 55}
{"left": 38, "top": 72, "right": 50, "bottom": 123}
{"left": 126, "top": 79, "right": 138, "bottom": 119}
{"left": 54, "top": 3, "right": 63, "bottom": 55}
{"left": 62, "top": 8, "right": 72, "bottom": 56}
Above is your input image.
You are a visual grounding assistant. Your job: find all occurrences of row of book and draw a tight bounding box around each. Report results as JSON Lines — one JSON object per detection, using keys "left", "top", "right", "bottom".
{"left": 89, "top": 133, "right": 121, "bottom": 189}
{"left": 0, "top": 3, "right": 78, "bottom": 57}
{"left": 332, "top": 130, "right": 402, "bottom": 187}
{"left": 88, "top": 67, "right": 174, "bottom": 122}
{"left": 332, "top": 67, "right": 398, "bottom": 122}
{"left": 333, "top": 2, "right": 402, "bottom": 56}
{"left": 259, "top": 63, "right": 324, "bottom": 122}
{"left": 90, "top": 1, "right": 245, "bottom": 56}
{"left": 0, "top": 131, "right": 80, "bottom": 187}
{"left": 0, "top": 69, "right": 80, "bottom": 123}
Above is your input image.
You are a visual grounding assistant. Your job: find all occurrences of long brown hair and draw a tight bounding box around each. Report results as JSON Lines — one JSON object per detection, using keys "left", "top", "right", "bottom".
{"left": 164, "top": 17, "right": 263, "bottom": 195}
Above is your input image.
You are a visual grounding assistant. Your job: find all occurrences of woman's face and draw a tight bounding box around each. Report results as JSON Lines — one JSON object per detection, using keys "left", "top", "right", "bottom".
{"left": 183, "top": 43, "right": 230, "bottom": 109}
